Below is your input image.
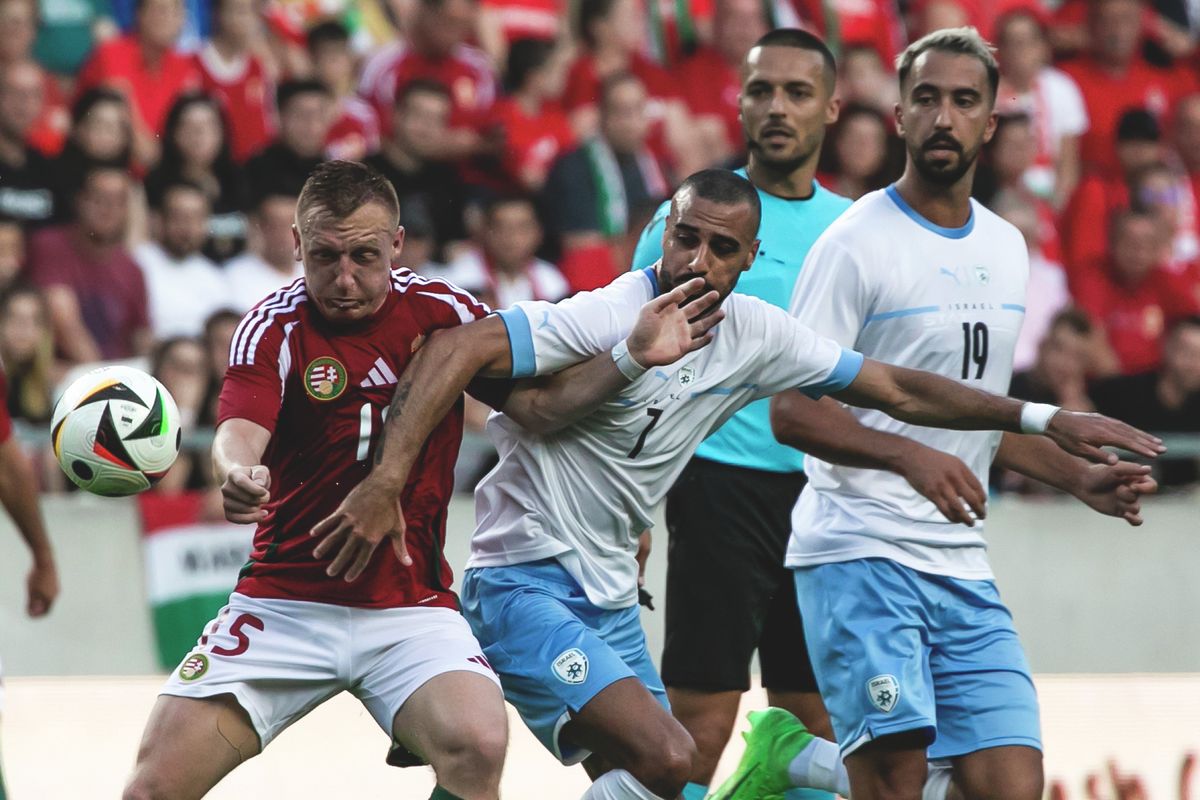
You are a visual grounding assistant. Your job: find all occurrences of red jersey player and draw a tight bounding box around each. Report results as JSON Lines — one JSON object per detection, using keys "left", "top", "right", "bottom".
{"left": 122, "top": 160, "right": 718, "bottom": 800}
{"left": 0, "top": 366, "right": 59, "bottom": 800}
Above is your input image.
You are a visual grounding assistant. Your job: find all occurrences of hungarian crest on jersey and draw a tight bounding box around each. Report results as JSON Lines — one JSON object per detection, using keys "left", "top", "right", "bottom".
{"left": 305, "top": 356, "right": 348, "bottom": 401}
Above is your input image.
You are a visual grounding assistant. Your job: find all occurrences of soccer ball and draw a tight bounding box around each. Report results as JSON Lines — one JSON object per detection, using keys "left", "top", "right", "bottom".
{"left": 51, "top": 365, "right": 182, "bottom": 497}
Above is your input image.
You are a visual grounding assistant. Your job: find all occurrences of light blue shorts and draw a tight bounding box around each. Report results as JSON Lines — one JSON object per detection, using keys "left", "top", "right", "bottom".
{"left": 460, "top": 559, "right": 668, "bottom": 764}
{"left": 793, "top": 558, "right": 1041, "bottom": 759}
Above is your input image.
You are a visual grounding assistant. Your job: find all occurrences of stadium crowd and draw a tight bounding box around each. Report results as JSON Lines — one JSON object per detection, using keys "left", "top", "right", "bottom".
{"left": 0, "top": 0, "right": 1198, "bottom": 491}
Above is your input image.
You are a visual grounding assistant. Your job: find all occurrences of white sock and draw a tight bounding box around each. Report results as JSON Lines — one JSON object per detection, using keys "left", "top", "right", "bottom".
{"left": 787, "top": 737, "right": 851, "bottom": 796}
{"left": 922, "top": 764, "right": 953, "bottom": 800}
{"left": 581, "top": 769, "right": 668, "bottom": 800}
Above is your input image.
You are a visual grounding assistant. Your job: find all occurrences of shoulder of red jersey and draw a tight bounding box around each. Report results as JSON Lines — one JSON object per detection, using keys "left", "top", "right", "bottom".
{"left": 228, "top": 277, "right": 308, "bottom": 367}
{"left": 391, "top": 267, "right": 491, "bottom": 324}
{"left": 359, "top": 41, "right": 411, "bottom": 96}
{"left": 452, "top": 43, "right": 499, "bottom": 81}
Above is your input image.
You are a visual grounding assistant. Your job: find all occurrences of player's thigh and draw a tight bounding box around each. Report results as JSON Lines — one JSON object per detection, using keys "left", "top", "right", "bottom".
{"left": 792, "top": 559, "right": 938, "bottom": 756}
{"left": 844, "top": 731, "right": 930, "bottom": 800}
{"left": 389, "top": 670, "right": 508, "bottom": 775}
{"left": 460, "top": 561, "right": 670, "bottom": 767}
{"left": 926, "top": 578, "right": 1042, "bottom": 763}
{"left": 663, "top": 459, "right": 802, "bottom": 692}
{"left": 125, "top": 694, "right": 259, "bottom": 800}
{"left": 951, "top": 745, "right": 1044, "bottom": 800}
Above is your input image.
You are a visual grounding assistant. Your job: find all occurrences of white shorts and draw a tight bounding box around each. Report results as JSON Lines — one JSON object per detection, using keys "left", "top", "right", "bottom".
{"left": 161, "top": 593, "right": 500, "bottom": 748}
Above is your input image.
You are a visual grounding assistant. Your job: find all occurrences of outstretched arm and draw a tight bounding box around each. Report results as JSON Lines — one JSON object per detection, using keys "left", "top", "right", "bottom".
{"left": 833, "top": 359, "right": 1165, "bottom": 463}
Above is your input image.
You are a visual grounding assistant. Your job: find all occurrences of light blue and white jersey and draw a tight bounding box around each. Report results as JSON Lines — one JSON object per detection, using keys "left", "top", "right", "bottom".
{"left": 631, "top": 173, "right": 853, "bottom": 473}
{"left": 469, "top": 267, "right": 864, "bottom": 609}
{"left": 785, "top": 185, "right": 1030, "bottom": 581}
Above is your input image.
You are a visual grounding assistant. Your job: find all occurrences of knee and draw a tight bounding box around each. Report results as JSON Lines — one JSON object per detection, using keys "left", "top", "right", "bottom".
{"left": 629, "top": 732, "right": 697, "bottom": 798}
{"left": 428, "top": 720, "right": 508, "bottom": 783}
{"left": 122, "top": 775, "right": 168, "bottom": 800}
{"left": 962, "top": 768, "right": 1044, "bottom": 800}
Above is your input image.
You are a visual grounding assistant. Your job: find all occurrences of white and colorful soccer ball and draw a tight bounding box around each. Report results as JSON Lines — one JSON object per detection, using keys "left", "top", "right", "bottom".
{"left": 51, "top": 365, "right": 182, "bottom": 497}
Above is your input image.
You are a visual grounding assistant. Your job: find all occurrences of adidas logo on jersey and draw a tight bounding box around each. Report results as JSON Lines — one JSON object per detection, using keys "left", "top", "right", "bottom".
{"left": 359, "top": 357, "right": 399, "bottom": 388}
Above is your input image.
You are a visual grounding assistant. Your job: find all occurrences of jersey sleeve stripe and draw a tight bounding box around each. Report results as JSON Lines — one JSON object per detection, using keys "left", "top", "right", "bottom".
{"left": 415, "top": 291, "right": 480, "bottom": 324}
{"left": 277, "top": 321, "right": 298, "bottom": 390}
{"left": 231, "top": 282, "right": 306, "bottom": 366}
{"left": 801, "top": 348, "right": 865, "bottom": 400}
{"left": 496, "top": 307, "right": 535, "bottom": 378}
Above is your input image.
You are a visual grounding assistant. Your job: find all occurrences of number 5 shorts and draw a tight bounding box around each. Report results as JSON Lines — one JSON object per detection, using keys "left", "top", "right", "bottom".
{"left": 793, "top": 558, "right": 1042, "bottom": 759}
{"left": 160, "top": 593, "right": 501, "bottom": 748}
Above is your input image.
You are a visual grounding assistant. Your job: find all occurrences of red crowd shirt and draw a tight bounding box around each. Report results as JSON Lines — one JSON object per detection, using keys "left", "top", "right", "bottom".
{"left": 1061, "top": 174, "right": 1130, "bottom": 280}
{"left": 489, "top": 97, "right": 575, "bottom": 190}
{"left": 1074, "top": 264, "right": 1200, "bottom": 374}
{"left": 562, "top": 52, "right": 681, "bottom": 113}
{"left": 325, "top": 96, "right": 381, "bottom": 162}
{"left": 358, "top": 42, "right": 498, "bottom": 133}
{"left": 195, "top": 44, "right": 275, "bottom": 164}
{"left": 218, "top": 269, "right": 500, "bottom": 608}
{"left": 28, "top": 73, "right": 69, "bottom": 157}
{"left": 1060, "top": 56, "right": 1196, "bottom": 177}
{"left": 481, "top": 0, "right": 562, "bottom": 43}
{"left": 677, "top": 45, "right": 741, "bottom": 155}
{"left": 791, "top": 0, "right": 905, "bottom": 64}
{"left": 76, "top": 35, "right": 203, "bottom": 137}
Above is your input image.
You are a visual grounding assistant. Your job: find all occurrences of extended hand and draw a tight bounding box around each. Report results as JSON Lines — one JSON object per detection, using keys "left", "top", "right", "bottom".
{"left": 26, "top": 559, "right": 59, "bottom": 617}
{"left": 627, "top": 277, "right": 724, "bottom": 367}
{"left": 310, "top": 478, "right": 411, "bottom": 581}
{"left": 1073, "top": 461, "right": 1158, "bottom": 526}
{"left": 1044, "top": 411, "right": 1165, "bottom": 464}
{"left": 898, "top": 445, "right": 987, "bottom": 526}
{"left": 221, "top": 465, "right": 271, "bottom": 524}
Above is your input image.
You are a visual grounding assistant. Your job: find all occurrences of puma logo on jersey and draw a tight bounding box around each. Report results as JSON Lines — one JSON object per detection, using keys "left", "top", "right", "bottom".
{"left": 359, "top": 357, "right": 399, "bottom": 388}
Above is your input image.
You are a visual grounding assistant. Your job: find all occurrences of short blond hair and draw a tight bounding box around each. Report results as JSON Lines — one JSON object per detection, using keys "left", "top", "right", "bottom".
{"left": 896, "top": 27, "right": 999, "bottom": 101}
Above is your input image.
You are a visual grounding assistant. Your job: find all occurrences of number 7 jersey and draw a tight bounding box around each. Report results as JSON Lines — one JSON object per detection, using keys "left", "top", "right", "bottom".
{"left": 786, "top": 186, "right": 1030, "bottom": 581}
{"left": 217, "top": 270, "right": 493, "bottom": 609}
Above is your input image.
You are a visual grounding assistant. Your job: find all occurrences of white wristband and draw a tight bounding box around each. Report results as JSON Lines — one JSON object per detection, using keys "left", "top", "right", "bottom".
{"left": 612, "top": 338, "right": 648, "bottom": 381}
{"left": 1020, "top": 402, "right": 1061, "bottom": 434}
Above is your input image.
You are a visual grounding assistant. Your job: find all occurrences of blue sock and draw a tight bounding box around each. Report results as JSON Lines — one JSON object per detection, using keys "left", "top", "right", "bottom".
{"left": 785, "top": 790, "right": 833, "bottom": 800}
{"left": 682, "top": 782, "right": 708, "bottom": 800}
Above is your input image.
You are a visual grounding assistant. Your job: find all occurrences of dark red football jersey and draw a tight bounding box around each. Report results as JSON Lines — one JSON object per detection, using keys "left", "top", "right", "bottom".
{"left": 218, "top": 268, "right": 490, "bottom": 608}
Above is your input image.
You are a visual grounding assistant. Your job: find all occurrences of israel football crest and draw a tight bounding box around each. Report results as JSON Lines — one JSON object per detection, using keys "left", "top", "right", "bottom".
{"left": 974, "top": 265, "right": 991, "bottom": 285}
{"left": 677, "top": 366, "right": 695, "bottom": 388}
{"left": 304, "top": 356, "right": 348, "bottom": 401}
{"left": 867, "top": 674, "right": 899, "bottom": 713}
{"left": 552, "top": 648, "right": 589, "bottom": 685}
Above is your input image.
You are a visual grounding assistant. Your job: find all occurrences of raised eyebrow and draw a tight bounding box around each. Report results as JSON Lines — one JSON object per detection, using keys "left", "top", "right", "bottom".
{"left": 710, "top": 235, "right": 741, "bottom": 250}
{"left": 673, "top": 222, "right": 700, "bottom": 234}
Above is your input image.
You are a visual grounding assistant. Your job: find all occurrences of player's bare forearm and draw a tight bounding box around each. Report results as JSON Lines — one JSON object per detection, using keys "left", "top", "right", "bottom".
{"left": 994, "top": 433, "right": 1086, "bottom": 493}
{"left": 0, "top": 437, "right": 54, "bottom": 566}
{"left": 770, "top": 390, "right": 919, "bottom": 471}
{"left": 212, "top": 419, "right": 271, "bottom": 482}
{"left": 372, "top": 317, "right": 515, "bottom": 489}
{"left": 503, "top": 353, "right": 628, "bottom": 434}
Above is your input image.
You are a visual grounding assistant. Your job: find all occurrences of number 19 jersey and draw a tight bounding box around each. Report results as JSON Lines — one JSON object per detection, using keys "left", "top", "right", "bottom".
{"left": 786, "top": 186, "right": 1029, "bottom": 581}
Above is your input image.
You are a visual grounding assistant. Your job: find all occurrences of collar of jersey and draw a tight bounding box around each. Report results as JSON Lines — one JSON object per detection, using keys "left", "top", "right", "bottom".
{"left": 885, "top": 184, "right": 974, "bottom": 239}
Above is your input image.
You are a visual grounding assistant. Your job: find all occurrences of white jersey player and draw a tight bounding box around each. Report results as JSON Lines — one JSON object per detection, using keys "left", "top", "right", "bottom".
{"left": 315, "top": 170, "right": 1161, "bottom": 800}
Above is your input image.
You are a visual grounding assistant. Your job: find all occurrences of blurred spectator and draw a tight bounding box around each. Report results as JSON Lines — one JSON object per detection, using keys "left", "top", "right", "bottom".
{"left": 543, "top": 72, "right": 669, "bottom": 292}
{"left": 1131, "top": 161, "right": 1199, "bottom": 273}
{"left": 0, "top": 60, "right": 56, "bottom": 227}
{"left": 25, "top": 166, "right": 150, "bottom": 363}
{"left": 995, "top": 7, "right": 1088, "bottom": 209}
{"left": 308, "top": 19, "right": 379, "bottom": 162}
{"left": 818, "top": 103, "right": 895, "bottom": 201}
{"left": 224, "top": 193, "right": 302, "bottom": 312}
{"left": 51, "top": 88, "right": 134, "bottom": 224}
{"left": 1009, "top": 308, "right": 1096, "bottom": 411}
{"left": 836, "top": 44, "right": 899, "bottom": 119}
{"left": 1060, "top": 0, "right": 1195, "bottom": 178}
{"left": 992, "top": 190, "right": 1071, "bottom": 373}
{"left": 33, "top": 0, "right": 118, "bottom": 79}
{"left": 143, "top": 92, "right": 249, "bottom": 261}
{"left": 0, "top": 220, "right": 24, "bottom": 293}
{"left": 244, "top": 79, "right": 332, "bottom": 203}
{"left": 358, "top": 0, "right": 498, "bottom": 161}
{"left": 477, "top": 0, "right": 564, "bottom": 67}
{"left": 364, "top": 79, "right": 468, "bottom": 260}
{"left": 1090, "top": 315, "right": 1200, "bottom": 486}
{"left": 563, "top": 0, "right": 703, "bottom": 175}
{"left": 398, "top": 201, "right": 440, "bottom": 272}
{"left": 676, "top": 0, "right": 768, "bottom": 164}
{"left": 0, "top": 0, "right": 69, "bottom": 156}
{"left": 0, "top": 285, "right": 56, "bottom": 422}
{"left": 1074, "top": 209, "right": 1200, "bottom": 375}
{"left": 430, "top": 195, "right": 567, "bottom": 308}
{"left": 787, "top": 0, "right": 904, "bottom": 67}
{"left": 490, "top": 38, "right": 574, "bottom": 192}
{"left": 148, "top": 335, "right": 211, "bottom": 492}
{"left": 1177, "top": 93, "right": 1200, "bottom": 209}
{"left": 1062, "top": 108, "right": 1164, "bottom": 280}
{"left": 199, "top": 306, "right": 238, "bottom": 423}
{"left": 642, "top": 0, "right": 713, "bottom": 68}
{"left": 75, "top": 0, "right": 203, "bottom": 167}
{"left": 976, "top": 114, "right": 1062, "bottom": 263}
{"left": 196, "top": 0, "right": 274, "bottom": 163}
{"left": 135, "top": 181, "right": 229, "bottom": 338}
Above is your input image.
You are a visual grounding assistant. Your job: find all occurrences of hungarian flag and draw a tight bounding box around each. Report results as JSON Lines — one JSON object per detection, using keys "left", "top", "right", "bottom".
{"left": 140, "top": 492, "right": 254, "bottom": 669}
